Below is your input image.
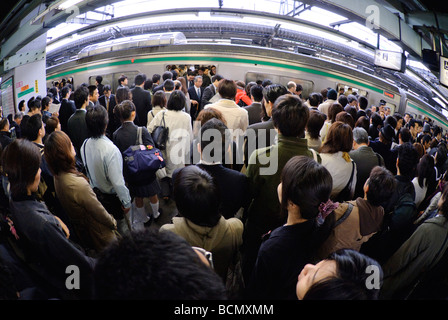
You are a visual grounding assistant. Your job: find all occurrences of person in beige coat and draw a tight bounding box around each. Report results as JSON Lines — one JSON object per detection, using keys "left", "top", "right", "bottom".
{"left": 317, "top": 166, "right": 396, "bottom": 260}
{"left": 204, "top": 79, "right": 248, "bottom": 143}
{"left": 44, "top": 130, "right": 119, "bottom": 253}
{"left": 160, "top": 165, "right": 243, "bottom": 283}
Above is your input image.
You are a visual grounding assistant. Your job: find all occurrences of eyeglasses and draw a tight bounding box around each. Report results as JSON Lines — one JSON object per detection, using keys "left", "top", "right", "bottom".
{"left": 192, "top": 246, "right": 214, "bottom": 270}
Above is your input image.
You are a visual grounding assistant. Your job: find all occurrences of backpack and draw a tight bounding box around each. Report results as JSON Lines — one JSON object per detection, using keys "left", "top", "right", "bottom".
{"left": 123, "top": 127, "right": 165, "bottom": 184}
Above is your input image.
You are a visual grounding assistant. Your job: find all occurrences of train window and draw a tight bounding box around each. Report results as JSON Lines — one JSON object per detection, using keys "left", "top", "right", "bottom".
{"left": 245, "top": 72, "right": 314, "bottom": 98}
{"left": 336, "top": 83, "right": 368, "bottom": 98}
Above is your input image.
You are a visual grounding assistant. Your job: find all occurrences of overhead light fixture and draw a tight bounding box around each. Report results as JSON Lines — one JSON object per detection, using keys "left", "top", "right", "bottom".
{"left": 57, "top": 0, "right": 84, "bottom": 11}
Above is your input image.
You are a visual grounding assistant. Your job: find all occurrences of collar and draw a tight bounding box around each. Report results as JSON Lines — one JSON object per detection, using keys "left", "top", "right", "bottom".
{"left": 277, "top": 133, "right": 307, "bottom": 146}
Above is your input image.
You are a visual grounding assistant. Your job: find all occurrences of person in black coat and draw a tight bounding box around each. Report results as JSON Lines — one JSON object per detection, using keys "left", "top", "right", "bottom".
{"left": 195, "top": 118, "right": 250, "bottom": 219}
{"left": 67, "top": 86, "right": 89, "bottom": 162}
{"left": 58, "top": 86, "right": 76, "bottom": 133}
{"left": 201, "top": 74, "right": 223, "bottom": 107}
{"left": 130, "top": 74, "right": 152, "bottom": 127}
{"left": 112, "top": 100, "right": 161, "bottom": 230}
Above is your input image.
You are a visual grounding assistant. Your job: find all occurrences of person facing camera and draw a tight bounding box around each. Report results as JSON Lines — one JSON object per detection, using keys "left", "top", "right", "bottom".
{"left": 297, "top": 248, "right": 382, "bottom": 300}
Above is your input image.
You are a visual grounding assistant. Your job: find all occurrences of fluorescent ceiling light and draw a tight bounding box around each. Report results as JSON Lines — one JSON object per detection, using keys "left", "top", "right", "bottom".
{"left": 57, "top": 0, "right": 84, "bottom": 10}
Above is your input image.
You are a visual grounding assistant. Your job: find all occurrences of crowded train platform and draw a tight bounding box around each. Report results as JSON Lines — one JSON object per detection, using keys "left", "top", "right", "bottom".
{"left": 1, "top": 0, "right": 448, "bottom": 303}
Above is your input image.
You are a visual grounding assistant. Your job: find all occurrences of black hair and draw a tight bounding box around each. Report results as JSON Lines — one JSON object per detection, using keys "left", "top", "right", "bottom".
{"left": 308, "top": 92, "right": 321, "bottom": 107}
{"left": 86, "top": 105, "right": 108, "bottom": 138}
{"left": 397, "top": 142, "right": 419, "bottom": 178}
{"left": 250, "top": 85, "right": 263, "bottom": 102}
{"left": 18, "top": 100, "right": 25, "bottom": 112}
{"left": 173, "top": 166, "right": 221, "bottom": 227}
{"left": 152, "top": 91, "right": 167, "bottom": 108}
{"left": 115, "top": 100, "right": 136, "bottom": 122}
{"left": 93, "top": 229, "right": 226, "bottom": 299}
{"left": 88, "top": 85, "right": 97, "bottom": 97}
{"left": 384, "top": 115, "right": 397, "bottom": 130}
{"left": 41, "top": 96, "right": 51, "bottom": 110}
{"left": 358, "top": 96, "right": 368, "bottom": 110}
{"left": 262, "top": 84, "right": 288, "bottom": 104}
{"left": 163, "top": 79, "right": 175, "bottom": 92}
{"left": 152, "top": 73, "right": 161, "bottom": 83}
{"left": 61, "top": 85, "right": 71, "bottom": 99}
{"left": 118, "top": 74, "right": 128, "bottom": 86}
{"left": 2, "top": 139, "right": 41, "bottom": 198}
{"left": 134, "top": 73, "right": 147, "bottom": 86}
{"left": 116, "top": 86, "right": 131, "bottom": 104}
{"left": 399, "top": 127, "right": 411, "bottom": 143}
{"left": 303, "top": 249, "right": 383, "bottom": 300}
{"left": 162, "top": 71, "right": 173, "bottom": 81}
{"left": 272, "top": 94, "right": 309, "bottom": 137}
{"left": 306, "top": 110, "right": 326, "bottom": 140}
{"left": 416, "top": 154, "right": 436, "bottom": 191}
{"left": 166, "top": 90, "right": 186, "bottom": 111}
{"left": 211, "top": 74, "right": 223, "bottom": 83}
{"left": 280, "top": 155, "right": 332, "bottom": 220}
{"left": 74, "top": 86, "right": 89, "bottom": 109}
{"left": 366, "top": 166, "right": 396, "bottom": 207}
{"left": 371, "top": 112, "right": 383, "bottom": 127}
{"left": 25, "top": 113, "right": 44, "bottom": 142}
{"left": 338, "top": 94, "right": 348, "bottom": 107}
{"left": 96, "top": 75, "right": 103, "bottom": 84}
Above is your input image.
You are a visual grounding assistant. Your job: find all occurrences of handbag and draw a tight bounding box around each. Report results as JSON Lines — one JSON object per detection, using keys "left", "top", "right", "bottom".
{"left": 123, "top": 127, "right": 165, "bottom": 184}
{"left": 151, "top": 111, "right": 169, "bottom": 150}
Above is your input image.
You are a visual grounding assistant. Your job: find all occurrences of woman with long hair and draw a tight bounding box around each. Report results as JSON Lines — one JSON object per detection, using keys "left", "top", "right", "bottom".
{"left": 245, "top": 156, "right": 334, "bottom": 300}
{"left": 319, "top": 121, "right": 357, "bottom": 201}
{"left": 44, "top": 130, "right": 119, "bottom": 252}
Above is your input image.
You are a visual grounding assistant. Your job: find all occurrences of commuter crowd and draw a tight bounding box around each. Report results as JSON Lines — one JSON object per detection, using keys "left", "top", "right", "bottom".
{"left": 1, "top": 64, "right": 448, "bottom": 301}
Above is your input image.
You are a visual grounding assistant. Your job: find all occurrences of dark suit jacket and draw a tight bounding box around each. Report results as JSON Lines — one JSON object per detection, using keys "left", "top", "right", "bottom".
{"left": 67, "top": 109, "right": 89, "bottom": 160}
{"left": 201, "top": 84, "right": 216, "bottom": 106}
{"left": 196, "top": 163, "right": 250, "bottom": 219}
{"left": 131, "top": 86, "right": 152, "bottom": 127}
{"left": 112, "top": 121, "right": 154, "bottom": 154}
{"left": 188, "top": 85, "right": 204, "bottom": 119}
{"left": 99, "top": 94, "right": 116, "bottom": 113}
{"left": 243, "top": 119, "right": 276, "bottom": 167}
{"left": 243, "top": 102, "right": 262, "bottom": 125}
{"left": 59, "top": 98, "right": 76, "bottom": 133}
{"left": 349, "top": 145, "right": 385, "bottom": 199}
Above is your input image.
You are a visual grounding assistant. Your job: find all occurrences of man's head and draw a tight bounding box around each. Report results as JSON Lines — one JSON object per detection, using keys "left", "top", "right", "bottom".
{"left": 86, "top": 105, "right": 108, "bottom": 138}
{"left": 93, "top": 229, "right": 226, "bottom": 300}
{"left": 194, "top": 76, "right": 203, "bottom": 88}
{"left": 396, "top": 142, "right": 419, "bottom": 178}
{"left": 134, "top": 73, "right": 147, "bottom": 87}
{"left": 88, "top": 85, "right": 99, "bottom": 104}
{"left": 272, "top": 94, "right": 309, "bottom": 138}
{"left": 74, "top": 86, "right": 89, "bottom": 110}
{"left": 364, "top": 166, "right": 396, "bottom": 207}
{"left": 352, "top": 127, "right": 369, "bottom": 149}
